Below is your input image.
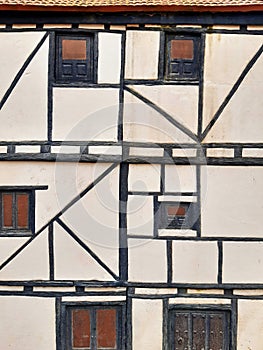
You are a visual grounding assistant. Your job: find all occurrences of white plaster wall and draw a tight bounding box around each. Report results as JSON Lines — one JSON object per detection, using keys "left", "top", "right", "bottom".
{"left": 54, "top": 223, "right": 115, "bottom": 281}
{"left": 61, "top": 165, "right": 119, "bottom": 274}
{"left": 0, "top": 296, "right": 55, "bottom": 350}
{"left": 125, "top": 30, "right": 160, "bottom": 79}
{"left": 98, "top": 33, "right": 122, "bottom": 84}
{"left": 203, "top": 33, "right": 263, "bottom": 132}
{"left": 238, "top": 300, "right": 263, "bottom": 350}
{"left": 0, "top": 229, "right": 49, "bottom": 280}
{"left": 0, "top": 34, "right": 48, "bottom": 141}
{"left": 165, "top": 165, "right": 196, "bottom": 192}
{"left": 204, "top": 51, "right": 263, "bottom": 143}
{"left": 169, "top": 297, "right": 230, "bottom": 305}
{"left": 172, "top": 241, "right": 218, "bottom": 283}
{"left": 132, "top": 85, "right": 199, "bottom": 134}
{"left": 124, "top": 91, "right": 195, "bottom": 143}
{"left": 0, "top": 32, "right": 47, "bottom": 101}
{"left": 129, "top": 164, "right": 160, "bottom": 192}
{"left": 0, "top": 238, "right": 28, "bottom": 265}
{"left": 223, "top": 242, "right": 263, "bottom": 283}
{"left": 132, "top": 299, "right": 163, "bottom": 350}
{"left": 127, "top": 195, "right": 154, "bottom": 236}
{"left": 201, "top": 166, "right": 263, "bottom": 237}
{"left": 53, "top": 88, "right": 119, "bottom": 141}
{"left": 128, "top": 239, "right": 167, "bottom": 282}
{"left": 0, "top": 162, "right": 113, "bottom": 232}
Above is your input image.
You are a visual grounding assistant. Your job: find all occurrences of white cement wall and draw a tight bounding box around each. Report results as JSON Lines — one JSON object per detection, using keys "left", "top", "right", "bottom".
{"left": 172, "top": 241, "right": 218, "bottom": 283}
{"left": 203, "top": 33, "right": 263, "bottom": 135}
{"left": 98, "top": 33, "right": 122, "bottom": 84}
{"left": 125, "top": 30, "right": 160, "bottom": 79}
{"left": 201, "top": 166, "right": 263, "bottom": 237}
{"left": 132, "top": 299, "right": 163, "bottom": 350}
{"left": 123, "top": 91, "right": 195, "bottom": 143}
{"left": 0, "top": 296, "right": 55, "bottom": 350}
{"left": 128, "top": 239, "right": 167, "bottom": 282}
{"left": 238, "top": 300, "right": 263, "bottom": 349}
{"left": 53, "top": 88, "right": 119, "bottom": 141}
{"left": 0, "top": 33, "right": 48, "bottom": 141}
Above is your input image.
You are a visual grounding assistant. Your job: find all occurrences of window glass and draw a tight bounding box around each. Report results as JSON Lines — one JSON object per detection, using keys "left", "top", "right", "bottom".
{"left": 62, "top": 39, "right": 87, "bottom": 60}
{"left": 170, "top": 39, "right": 194, "bottom": 60}
{"left": 56, "top": 34, "right": 94, "bottom": 83}
{"left": 165, "top": 34, "right": 200, "bottom": 81}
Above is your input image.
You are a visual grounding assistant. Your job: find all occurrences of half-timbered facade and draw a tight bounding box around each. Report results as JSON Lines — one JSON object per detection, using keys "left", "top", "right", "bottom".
{"left": 0, "top": 1, "right": 263, "bottom": 349}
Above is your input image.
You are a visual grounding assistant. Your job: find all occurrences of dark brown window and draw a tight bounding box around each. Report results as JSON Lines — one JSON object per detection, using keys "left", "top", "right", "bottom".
{"left": 169, "top": 309, "right": 231, "bottom": 350}
{"left": 64, "top": 305, "right": 124, "bottom": 350}
{"left": 0, "top": 191, "right": 33, "bottom": 234}
{"left": 165, "top": 34, "right": 200, "bottom": 81}
{"left": 157, "top": 201, "right": 198, "bottom": 230}
{"left": 56, "top": 35, "right": 94, "bottom": 83}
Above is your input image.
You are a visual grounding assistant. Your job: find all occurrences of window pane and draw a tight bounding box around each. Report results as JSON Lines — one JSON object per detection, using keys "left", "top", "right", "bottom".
{"left": 17, "top": 193, "right": 29, "bottom": 229}
{"left": 170, "top": 40, "right": 194, "bottom": 60}
{"left": 167, "top": 205, "right": 186, "bottom": 216}
{"left": 2, "top": 193, "right": 13, "bottom": 227}
{"left": 62, "top": 39, "right": 87, "bottom": 60}
{"left": 97, "top": 309, "right": 117, "bottom": 349}
{"left": 72, "top": 309, "right": 91, "bottom": 348}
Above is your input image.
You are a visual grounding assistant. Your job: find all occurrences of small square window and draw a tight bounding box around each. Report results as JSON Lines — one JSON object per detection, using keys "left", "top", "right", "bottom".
{"left": 56, "top": 34, "right": 94, "bottom": 83}
{"left": 165, "top": 34, "right": 200, "bottom": 81}
{"left": 63, "top": 305, "right": 124, "bottom": 350}
{"left": 0, "top": 191, "right": 33, "bottom": 234}
{"left": 156, "top": 201, "right": 198, "bottom": 230}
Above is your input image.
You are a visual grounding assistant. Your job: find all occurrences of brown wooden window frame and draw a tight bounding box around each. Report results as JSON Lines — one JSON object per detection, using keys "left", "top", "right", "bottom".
{"left": 169, "top": 307, "right": 231, "bottom": 350}
{"left": 0, "top": 190, "right": 34, "bottom": 235}
{"left": 61, "top": 303, "right": 125, "bottom": 350}
{"left": 164, "top": 34, "right": 201, "bottom": 81}
{"left": 56, "top": 33, "right": 95, "bottom": 84}
{"left": 156, "top": 201, "right": 198, "bottom": 230}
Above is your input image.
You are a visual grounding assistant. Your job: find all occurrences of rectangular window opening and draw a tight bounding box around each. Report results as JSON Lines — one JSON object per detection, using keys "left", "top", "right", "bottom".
{"left": 64, "top": 305, "right": 123, "bottom": 350}
{"left": 56, "top": 34, "right": 95, "bottom": 84}
{"left": 164, "top": 34, "right": 201, "bottom": 81}
{"left": 0, "top": 190, "right": 33, "bottom": 235}
{"left": 157, "top": 201, "right": 198, "bottom": 230}
{"left": 169, "top": 309, "right": 231, "bottom": 350}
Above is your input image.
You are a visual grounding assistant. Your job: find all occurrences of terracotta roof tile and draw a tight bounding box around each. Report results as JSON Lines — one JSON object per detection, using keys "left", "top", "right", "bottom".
{"left": 0, "top": 0, "right": 263, "bottom": 6}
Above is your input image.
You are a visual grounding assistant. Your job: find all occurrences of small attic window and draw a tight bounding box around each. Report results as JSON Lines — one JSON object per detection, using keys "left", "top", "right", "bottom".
{"left": 56, "top": 34, "right": 94, "bottom": 83}
{"left": 165, "top": 34, "right": 201, "bottom": 81}
{"left": 157, "top": 201, "right": 198, "bottom": 230}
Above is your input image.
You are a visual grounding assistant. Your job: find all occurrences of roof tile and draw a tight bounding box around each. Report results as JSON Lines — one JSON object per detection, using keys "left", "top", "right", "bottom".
{"left": 0, "top": 0, "right": 263, "bottom": 7}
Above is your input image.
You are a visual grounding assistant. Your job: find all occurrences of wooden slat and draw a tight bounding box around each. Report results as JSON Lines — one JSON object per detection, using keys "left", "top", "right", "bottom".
{"left": 97, "top": 309, "right": 117, "bottom": 349}
{"left": 17, "top": 193, "right": 29, "bottom": 229}
{"left": 72, "top": 309, "right": 91, "bottom": 348}
{"left": 192, "top": 313, "right": 206, "bottom": 350}
{"left": 2, "top": 193, "right": 13, "bottom": 227}
{"left": 209, "top": 313, "right": 224, "bottom": 350}
{"left": 174, "top": 313, "right": 189, "bottom": 350}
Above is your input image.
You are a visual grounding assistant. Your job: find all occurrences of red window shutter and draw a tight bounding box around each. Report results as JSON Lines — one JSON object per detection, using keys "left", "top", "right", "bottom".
{"left": 2, "top": 193, "right": 13, "bottom": 227}
{"left": 97, "top": 309, "right": 117, "bottom": 349}
{"left": 17, "top": 193, "right": 29, "bottom": 228}
{"left": 72, "top": 309, "right": 91, "bottom": 348}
